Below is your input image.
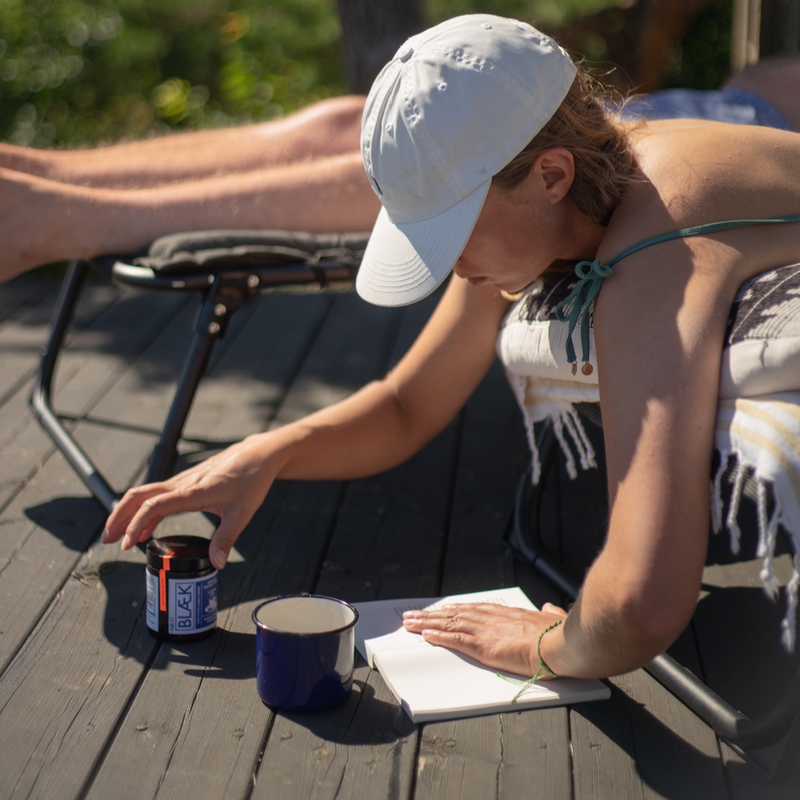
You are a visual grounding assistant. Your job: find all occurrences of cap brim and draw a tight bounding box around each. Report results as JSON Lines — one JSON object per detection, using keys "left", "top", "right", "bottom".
{"left": 356, "top": 180, "right": 491, "bottom": 307}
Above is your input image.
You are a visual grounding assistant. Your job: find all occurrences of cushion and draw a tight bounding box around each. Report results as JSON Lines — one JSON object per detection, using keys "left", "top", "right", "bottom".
{"left": 131, "top": 229, "right": 371, "bottom": 275}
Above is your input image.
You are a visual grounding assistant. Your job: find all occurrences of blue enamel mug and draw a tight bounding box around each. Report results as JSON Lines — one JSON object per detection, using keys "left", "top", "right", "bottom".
{"left": 252, "top": 594, "right": 359, "bottom": 712}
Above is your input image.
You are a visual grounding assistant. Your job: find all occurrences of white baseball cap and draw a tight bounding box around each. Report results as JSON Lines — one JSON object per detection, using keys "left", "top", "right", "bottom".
{"left": 356, "top": 14, "right": 577, "bottom": 307}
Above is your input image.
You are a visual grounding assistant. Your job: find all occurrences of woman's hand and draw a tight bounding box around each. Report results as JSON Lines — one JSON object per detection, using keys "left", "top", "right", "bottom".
{"left": 403, "top": 602, "right": 568, "bottom": 678}
{"left": 102, "top": 434, "right": 279, "bottom": 569}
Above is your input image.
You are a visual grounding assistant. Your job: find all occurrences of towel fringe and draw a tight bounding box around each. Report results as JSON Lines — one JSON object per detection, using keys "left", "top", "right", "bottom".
{"left": 781, "top": 561, "right": 800, "bottom": 652}
{"left": 517, "top": 397, "right": 596, "bottom": 485}
{"left": 565, "top": 405, "right": 598, "bottom": 471}
{"left": 713, "top": 449, "right": 798, "bottom": 651}
{"left": 711, "top": 456, "right": 726, "bottom": 535}
{"left": 726, "top": 459, "right": 745, "bottom": 555}
{"left": 510, "top": 374, "right": 542, "bottom": 486}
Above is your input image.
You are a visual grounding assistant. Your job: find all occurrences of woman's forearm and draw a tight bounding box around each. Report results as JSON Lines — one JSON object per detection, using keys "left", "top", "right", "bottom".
{"left": 261, "top": 376, "right": 451, "bottom": 483}
{"left": 539, "top": 552, "right": 690, "bottom": 679}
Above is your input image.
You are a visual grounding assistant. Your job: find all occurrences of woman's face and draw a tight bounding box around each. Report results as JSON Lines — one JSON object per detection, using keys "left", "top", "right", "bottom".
{"left": 453, "top": 181, "right": 560, "bottom": 293}
{"left": 453, "top": 151, "right": 601, "bottom": 293}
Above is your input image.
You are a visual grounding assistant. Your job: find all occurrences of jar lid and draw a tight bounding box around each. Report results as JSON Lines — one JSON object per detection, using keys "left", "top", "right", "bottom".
{"left": 146, "top": 535, "right": 213, "bottom": 572}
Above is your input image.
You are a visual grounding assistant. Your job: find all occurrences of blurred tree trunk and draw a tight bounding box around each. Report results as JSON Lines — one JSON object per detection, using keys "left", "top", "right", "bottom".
{"left": 548, "top": 0, "right": 720, "bottom": 92}
{"left": 335, "top": 0, "right": 422, "bottom": 93}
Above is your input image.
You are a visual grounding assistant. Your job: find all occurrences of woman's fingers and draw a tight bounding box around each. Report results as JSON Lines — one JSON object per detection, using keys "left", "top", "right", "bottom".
{"left": 120, "top": 487, "right": 211, "bottom": 549}
{"left": 208, "top": 512, "right": 248, "bottom": 570}
{"left": 414, "top": 625, "right": 482, "bottom": 654}
{"left": 103, "top": 482, "right": 173, "bottom": 545}
{"left": 104, "top": 477, "right": 249, "bottom": 568}
{"left": 403, "top": 602, "right": 565, "bottom": 676}
{"left": 102, "top": 448, "right": 272, "bottom": 567}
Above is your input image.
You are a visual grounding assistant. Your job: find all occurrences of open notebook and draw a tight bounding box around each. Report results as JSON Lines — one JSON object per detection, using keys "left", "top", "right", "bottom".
{"left": 354, "top": 586, "right": 609, "bottom": 723}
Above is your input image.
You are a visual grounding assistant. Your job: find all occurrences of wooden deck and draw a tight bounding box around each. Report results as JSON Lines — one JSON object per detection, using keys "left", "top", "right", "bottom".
{"left": 0, "top": 274, "right": 798, "bottom": 800}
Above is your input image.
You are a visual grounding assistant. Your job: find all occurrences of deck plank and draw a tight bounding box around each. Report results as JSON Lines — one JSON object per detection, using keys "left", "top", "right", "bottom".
{"left": 0, "top": 285, "right": 343, "bottom": 800}
{"left": 0, "top": 279, "right": 121, "bottom": 404}
{"left": 0, "top": 540, "right": 155, "bottom": 800}
{"left": 533, "top": 411, "right": 740, "bottom": 800}
{"left": 0, "top": 278, "right": 59, "bottom": 325}
{"left": 0, "top": 289, "right": 186, "bottom": 511}
{"left": 0, "top": 290, "right": 201, "bottom": 673}
{"left": 416, "top": 359, "right": 573, "bottom": 800}
{"left": 180, "top": 292, "right": 334, "bottom": 446}
{"left": 601, "top": 669, "right": 729, "bottom": 800}
{"left": 254, "top": 661, "right": 417, "bottom": 800}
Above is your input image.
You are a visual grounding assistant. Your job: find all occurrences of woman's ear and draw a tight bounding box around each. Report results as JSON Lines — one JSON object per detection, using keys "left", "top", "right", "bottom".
{"left": 533, "top": 148, "right": 575, "bottom": 205}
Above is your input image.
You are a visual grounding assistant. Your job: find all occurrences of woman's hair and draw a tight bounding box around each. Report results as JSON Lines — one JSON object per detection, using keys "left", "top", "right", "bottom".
{"left": 492, "top": 64, "right": 638, "bottom": 226}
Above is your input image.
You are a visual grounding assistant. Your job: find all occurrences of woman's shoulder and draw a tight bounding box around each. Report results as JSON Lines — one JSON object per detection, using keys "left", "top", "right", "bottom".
{"left": 628, "top": 116, "right": 800, "bottom": 149}
{"left": 599, "top": 121, "right": 800, "bottom": 265}
{"left": 630, "top": 121, "right": 800, "bottom": 202}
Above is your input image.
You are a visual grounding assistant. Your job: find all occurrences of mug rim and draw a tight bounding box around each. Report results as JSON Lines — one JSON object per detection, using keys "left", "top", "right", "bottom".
{"left": 252, "top": 593, "right": 359, "bottom": 638}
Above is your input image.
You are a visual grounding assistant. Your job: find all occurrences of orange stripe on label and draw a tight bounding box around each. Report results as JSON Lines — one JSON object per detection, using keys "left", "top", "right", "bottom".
{"left": 159, "top": 554, "right": 173, "bottom": 613}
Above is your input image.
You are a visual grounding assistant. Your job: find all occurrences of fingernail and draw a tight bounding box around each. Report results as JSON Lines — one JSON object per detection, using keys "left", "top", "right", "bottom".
{"left": 100, "top": 528, "right": 109, "bottom": 544}
{"left": 212, "top": 550, "right": 227, "bottom": 570}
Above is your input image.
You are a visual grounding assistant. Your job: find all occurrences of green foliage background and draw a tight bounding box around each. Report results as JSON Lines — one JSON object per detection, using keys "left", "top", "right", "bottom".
{"left": 0, "top": 0, "right": 346, "bottom": 147}
{"left": 0, "top": 0, "right": 732, "bottom": 149}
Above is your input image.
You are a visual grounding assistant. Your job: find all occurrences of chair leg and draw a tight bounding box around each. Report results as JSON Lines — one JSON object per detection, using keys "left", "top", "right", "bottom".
{"left": 29, "top": 259, "right": 120, "bottom": 513}
{"left": 143, "top": 282, "right": 229, "bottom": 484}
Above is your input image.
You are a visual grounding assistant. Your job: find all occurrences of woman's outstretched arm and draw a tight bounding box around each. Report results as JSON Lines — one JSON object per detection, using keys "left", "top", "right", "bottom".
{"left": 405, "top": 235, "right": 727, "bottom": 678}
{"left": 103, "top": 277, "right": 512, "bottom": 569}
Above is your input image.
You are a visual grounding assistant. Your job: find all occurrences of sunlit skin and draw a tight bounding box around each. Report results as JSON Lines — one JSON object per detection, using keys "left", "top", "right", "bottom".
{"left": 0, "top": 97, "right": 379, "bottom": 282}
{"left": 103, "top": 119, "right": 800, "bottom": 681}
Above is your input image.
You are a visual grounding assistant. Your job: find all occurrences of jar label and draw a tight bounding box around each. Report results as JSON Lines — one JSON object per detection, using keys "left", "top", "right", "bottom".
{"left": 146, "top": 570, "right": 218, "bottom": 636}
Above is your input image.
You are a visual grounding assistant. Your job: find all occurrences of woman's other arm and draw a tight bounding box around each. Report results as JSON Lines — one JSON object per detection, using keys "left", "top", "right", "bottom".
{"left": 542, "top": 235, "right": 729, "bottom": 676}
{"left": 103, "top": 277, "right": 511, "bottom": 568}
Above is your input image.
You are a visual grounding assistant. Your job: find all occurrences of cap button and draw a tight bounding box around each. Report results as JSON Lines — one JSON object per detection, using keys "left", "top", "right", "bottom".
{"left": 397, "top": 44, "right": 414, "bottom": 62}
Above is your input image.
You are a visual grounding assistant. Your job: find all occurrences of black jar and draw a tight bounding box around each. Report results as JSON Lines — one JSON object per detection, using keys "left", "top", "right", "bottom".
{"left": 145, "top": 536, "right": 218, "bottom": 642}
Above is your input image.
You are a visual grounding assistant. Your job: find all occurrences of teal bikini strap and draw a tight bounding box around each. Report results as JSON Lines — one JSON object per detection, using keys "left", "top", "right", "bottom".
{"left": 553, "top": 214, "right": 800, "bottom": 374}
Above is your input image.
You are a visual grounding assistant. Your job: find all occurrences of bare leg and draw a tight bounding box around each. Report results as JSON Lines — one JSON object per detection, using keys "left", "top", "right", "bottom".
{"left": 0, "top": 96, "right": 366, "bottom": 189}
{"left": 723, "top": 56, "right": 800, "bottom": 132}
{"left": 0, "top": 152, "right": 379, "bottom": 281}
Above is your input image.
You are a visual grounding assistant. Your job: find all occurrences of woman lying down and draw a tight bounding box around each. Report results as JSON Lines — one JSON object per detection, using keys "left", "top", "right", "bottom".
{"left": 103, "top": 15, "right": 800, "bottom": 681}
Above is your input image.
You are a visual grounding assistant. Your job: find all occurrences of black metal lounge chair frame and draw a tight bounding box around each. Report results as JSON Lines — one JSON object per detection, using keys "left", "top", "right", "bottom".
{"left": 29, "top": 230, "right": 366, "bottom": 514}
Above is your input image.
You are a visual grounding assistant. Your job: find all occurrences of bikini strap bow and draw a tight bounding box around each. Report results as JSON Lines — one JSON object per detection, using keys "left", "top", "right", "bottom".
{"left": 553, "top": 259, "right": 613, "bottom": 375}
